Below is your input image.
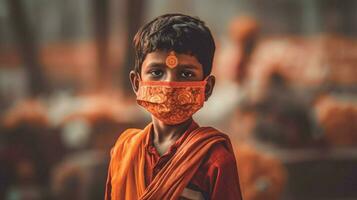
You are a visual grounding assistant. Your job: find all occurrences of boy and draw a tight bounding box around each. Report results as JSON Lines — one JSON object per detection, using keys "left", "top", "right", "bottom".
{"left": 105, "top": 13, "right": 243, "bottom": 200}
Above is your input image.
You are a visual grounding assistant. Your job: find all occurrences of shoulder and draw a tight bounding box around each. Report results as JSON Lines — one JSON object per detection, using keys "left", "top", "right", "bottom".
{"left": 206, "top": 141, "right": 237, "bottom": 168}
{"left": 194, "top": 137, "right": 240, "bottom": 191}
{"left": 195, "top": 126, "right": 237, "bottom": 168}
{"left": 116, "top": 128, "right": 142, "bottom": 142}
{"left": 110, "top": 128, "right": 142, "bottom": 157}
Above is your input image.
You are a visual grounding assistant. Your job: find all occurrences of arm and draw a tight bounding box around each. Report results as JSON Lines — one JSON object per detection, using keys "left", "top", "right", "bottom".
{"left": 207, "top": 144, "right": 243, "bottom": 200}
{"left": 104, "top": 149, "right": 114, "bottom": 200}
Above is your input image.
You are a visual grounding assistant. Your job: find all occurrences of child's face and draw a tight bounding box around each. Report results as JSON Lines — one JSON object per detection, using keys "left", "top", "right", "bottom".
{"left": 130, "top": 50, "right": 215, "bottom": 102}
{"left": 140, "top": 50, "right": 204, "bottom": 82}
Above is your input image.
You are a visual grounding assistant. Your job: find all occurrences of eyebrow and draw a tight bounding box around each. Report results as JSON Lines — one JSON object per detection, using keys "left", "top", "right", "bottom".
{"left": 178, "top": 64, "right": 200, "bottom": 70}
{"left": 146, "top": 62, "right": 166, "bottom": 68}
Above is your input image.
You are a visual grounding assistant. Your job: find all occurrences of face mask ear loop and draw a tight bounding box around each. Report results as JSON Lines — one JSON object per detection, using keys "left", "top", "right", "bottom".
{"left": 203, "top": 75, "right": 211, "bottom": 100}
{"left": 136, "top": 72, "right": 144, "bottom": 88}
{"left": 136, "top": 72, "right": 142, "bottom": 81}
{"left": 203, "top": 75, "right": 211, "bottom": 85}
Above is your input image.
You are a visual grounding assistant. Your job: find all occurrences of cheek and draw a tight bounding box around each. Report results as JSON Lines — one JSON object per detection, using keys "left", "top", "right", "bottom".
{"left": 140, "top": 69, "right": 153, "bottom": 81}
{"left": 196, "top": 69, "right": 205, "bottom": 80}
{"left": 199, "top": 71, "right": 205, "bottom": 80}
{"left": 140, "top": 73, "right": 150, "bottom": 81}
{"left": 194, "top": 65, "right": 205, "bottom": 80}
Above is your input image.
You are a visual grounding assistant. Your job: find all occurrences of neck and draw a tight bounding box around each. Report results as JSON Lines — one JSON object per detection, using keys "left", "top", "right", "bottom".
{"left": 151, "top": 117, "right": 193, "bottom": 143}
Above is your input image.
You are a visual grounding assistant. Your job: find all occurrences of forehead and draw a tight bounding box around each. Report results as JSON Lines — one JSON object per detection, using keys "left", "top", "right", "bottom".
{"left": 142, "top": 50, "right": 203, "bottom": 70}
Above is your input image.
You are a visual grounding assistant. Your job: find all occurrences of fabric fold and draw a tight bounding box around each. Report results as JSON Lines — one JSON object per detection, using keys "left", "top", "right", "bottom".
{"left": 105, "top": 123, "right": 233, "bottom": 200}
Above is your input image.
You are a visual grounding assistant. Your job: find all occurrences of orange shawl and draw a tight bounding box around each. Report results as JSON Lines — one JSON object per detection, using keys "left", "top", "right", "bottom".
{"left": 105, "top": 123, "right": 233, "bottom": 200}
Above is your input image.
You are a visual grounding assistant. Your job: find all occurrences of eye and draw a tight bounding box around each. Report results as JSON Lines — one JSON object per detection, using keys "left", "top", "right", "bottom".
{"left": 149, "top": 69, "right": 163, "bottom": 78}
{"left": 181, "top": 70, "right": 195, "bottom": 78}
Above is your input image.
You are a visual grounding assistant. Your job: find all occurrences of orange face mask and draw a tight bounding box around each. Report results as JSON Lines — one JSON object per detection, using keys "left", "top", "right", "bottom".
{"left": 136, "top": 80, "right": 207, "bottom": 125}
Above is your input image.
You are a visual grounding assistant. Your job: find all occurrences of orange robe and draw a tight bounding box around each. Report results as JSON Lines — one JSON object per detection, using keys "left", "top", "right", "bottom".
{"left": 105, "top": 123, "right": 239, "bottom": 200}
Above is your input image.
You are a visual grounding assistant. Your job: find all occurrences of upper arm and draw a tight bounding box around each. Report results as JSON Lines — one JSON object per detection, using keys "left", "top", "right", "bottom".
{"left": 104, "top": 148, "right": 114, "bottom": 200}
{"left": 207, "top": 143, "right": 243, "bottom": 200}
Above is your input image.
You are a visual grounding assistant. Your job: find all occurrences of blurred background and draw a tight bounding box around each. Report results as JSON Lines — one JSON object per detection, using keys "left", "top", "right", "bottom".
{"left": 0, "top": 0, "right": 357, "bottom": 199}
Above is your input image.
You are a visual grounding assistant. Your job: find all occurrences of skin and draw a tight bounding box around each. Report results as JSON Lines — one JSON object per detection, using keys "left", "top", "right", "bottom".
{"left": 130, "top": 50, "right": 215, "bottom": 156}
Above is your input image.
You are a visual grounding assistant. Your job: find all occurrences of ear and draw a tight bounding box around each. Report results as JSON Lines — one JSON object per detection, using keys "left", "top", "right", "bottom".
{"left": 204, "top": 75, "right": 215, "bottom": 101}
{"left": 129, "top": 70, "right": 140, "bottom": 94}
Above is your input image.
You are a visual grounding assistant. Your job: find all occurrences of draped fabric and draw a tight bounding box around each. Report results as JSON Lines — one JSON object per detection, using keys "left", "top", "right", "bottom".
{"left": 105, "top": 123, "right": 233, "bottom": 200}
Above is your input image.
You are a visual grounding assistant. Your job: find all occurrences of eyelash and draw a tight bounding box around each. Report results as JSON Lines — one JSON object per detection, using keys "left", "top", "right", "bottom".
{"left": 181, "top": 71, "right": 194, "bottom": 78}
{"left": 149, "top": 69, "right": 163, "bottom": 77}
{"left": 148, "top": 69, "right": 196, "bottom": 79}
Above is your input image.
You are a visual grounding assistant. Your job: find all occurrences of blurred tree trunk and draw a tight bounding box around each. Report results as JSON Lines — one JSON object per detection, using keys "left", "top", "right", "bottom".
{"left": 7, "top": 0, "right": 48, "bottom": 96}
{"left": 122, "top": 0, "right": 146, "bottom": 94}
{"left": 93, "top": 0, "right": 110, "bottom": 90}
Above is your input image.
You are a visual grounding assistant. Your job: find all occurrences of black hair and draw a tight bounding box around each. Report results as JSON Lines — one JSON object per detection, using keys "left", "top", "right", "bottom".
{"left": 133, "top": 13, "right": 216, "bottom": 77}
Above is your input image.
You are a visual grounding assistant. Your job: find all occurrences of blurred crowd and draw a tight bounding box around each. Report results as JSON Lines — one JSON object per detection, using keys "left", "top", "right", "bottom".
{"left": 0, "top": 93, "right": 149, "bottom": 199}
